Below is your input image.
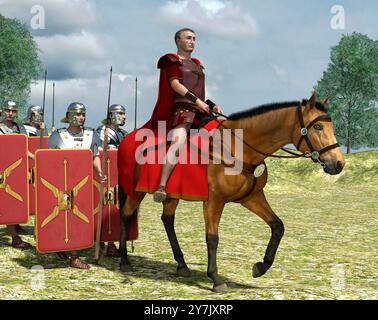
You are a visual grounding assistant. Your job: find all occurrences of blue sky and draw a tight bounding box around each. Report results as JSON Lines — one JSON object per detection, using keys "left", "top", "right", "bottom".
{"left": 1, "top": 0, "right": 377, "bottom": 131}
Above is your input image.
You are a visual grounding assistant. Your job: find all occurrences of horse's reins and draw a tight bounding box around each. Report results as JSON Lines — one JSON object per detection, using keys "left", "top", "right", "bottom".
{"left": 208, "top": 101, "right": 340, "bottom": 167}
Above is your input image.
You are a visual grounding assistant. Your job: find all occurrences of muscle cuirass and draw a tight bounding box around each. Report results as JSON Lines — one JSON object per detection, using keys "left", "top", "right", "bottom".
{"left": 0, "top": 122, "right": 27, "bottom": 135}
{"left": 48, "top": 127, "right": 99, "bottom": 152}
{"left": 173, "top": 59, "right": 205, "bottom": 108}
{"left": 96, "top": 125, "right": 128, "bottom": 149}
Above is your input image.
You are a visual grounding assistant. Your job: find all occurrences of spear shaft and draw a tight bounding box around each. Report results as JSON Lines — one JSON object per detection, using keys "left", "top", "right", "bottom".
{"left": 95, "top": 66, "right": 112, "bottom": 261}
{"left": 51, "top": 82, "right": 55, "bottom": 132}
{"left": 134, "top": 77, "right": 137, "bottom": 130}
{"left": 40, "top": 70, "right": 47, "bottom": 148}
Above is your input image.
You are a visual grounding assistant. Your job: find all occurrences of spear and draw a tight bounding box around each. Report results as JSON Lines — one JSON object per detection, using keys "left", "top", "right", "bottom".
{"left": 51, "top": 82, "right": 55, "bottom": 133}
{"left": 134, "top": 77, "right": 138, "bottom": 130}
{"left": 40, "top": 70, "right": 47, "bottom": 148}
{"left": 95, "top": 66, "right": 112, "bottom": 261}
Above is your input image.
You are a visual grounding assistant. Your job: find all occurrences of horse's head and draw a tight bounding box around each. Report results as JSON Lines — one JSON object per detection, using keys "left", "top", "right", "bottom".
{"left": 293, "top": 92, "right": 345, "bottom": 175}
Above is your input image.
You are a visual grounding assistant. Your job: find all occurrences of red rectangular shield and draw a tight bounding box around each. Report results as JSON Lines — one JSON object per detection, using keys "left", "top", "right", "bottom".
{"left": 0, "top": 134, "right": 29, "bottom": 224}
{"left": 28, "top": 136, "right": 49, "bottom": 215}
{"left": 35, "top": 149, "right": 94, "bottom": 253}
{"left": 93, "top": 149, "right": 138, "bottom": 242}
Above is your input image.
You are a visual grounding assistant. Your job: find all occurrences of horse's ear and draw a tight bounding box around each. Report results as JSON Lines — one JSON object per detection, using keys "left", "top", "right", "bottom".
{"left": 321, "top": 97, "right": 330, "bottom": 106}
{"left": 306, "top": 91, "right": 317, "bottom": 109}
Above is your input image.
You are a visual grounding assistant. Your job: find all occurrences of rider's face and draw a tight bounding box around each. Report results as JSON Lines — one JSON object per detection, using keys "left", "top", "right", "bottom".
{"left": 177, "top": 31, "right": 196, "bottom": 53}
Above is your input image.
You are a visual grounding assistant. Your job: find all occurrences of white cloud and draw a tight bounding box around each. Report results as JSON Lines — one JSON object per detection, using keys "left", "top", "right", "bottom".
{"left": 36, "top": 31, "right": 105, "bottom": 59}
{"left": 271, "top": 64, "right": 288, "bottom": 85}
{"left": 157, "top": 0, "right": 258, "bottom": 39}
{"left": 29, "top": 75, "right": 139, "bottom": 130}
{"left": 35, "top": 31, "right": 109, "bottom": 79}
{"left": 0, "top": 0, "right": 97, "bottom": 35}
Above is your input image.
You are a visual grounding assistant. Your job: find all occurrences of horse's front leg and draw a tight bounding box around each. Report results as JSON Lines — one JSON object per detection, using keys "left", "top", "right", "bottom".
{"left": 119, "top": 192, "right": 144, "bottom": 272}
{"left": 161, "top": 199, "right": 190, "bottom": 277}
{"left": 241, "top": 190, "right": 285, "bottom": 278}
{"left": 203, "top": 200, "right": 227, "bottom": 293}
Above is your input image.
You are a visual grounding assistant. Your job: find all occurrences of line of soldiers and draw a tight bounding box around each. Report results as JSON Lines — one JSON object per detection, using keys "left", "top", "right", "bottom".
{"left": 0, "top": 99, "right": 128, "bottom": 269}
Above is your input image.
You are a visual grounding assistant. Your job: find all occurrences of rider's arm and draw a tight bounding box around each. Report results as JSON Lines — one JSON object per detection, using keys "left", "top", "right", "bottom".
{"left": 169, "top": 78, "right": 209, "bottom": 114}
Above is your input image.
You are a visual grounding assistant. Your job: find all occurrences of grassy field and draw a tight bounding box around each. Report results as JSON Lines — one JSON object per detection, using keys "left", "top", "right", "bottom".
{"left": 0, "top": 151, "right": 377, "bottom": 300}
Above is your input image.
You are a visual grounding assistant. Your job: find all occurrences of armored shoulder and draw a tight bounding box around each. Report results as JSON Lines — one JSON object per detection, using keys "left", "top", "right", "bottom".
{"left": 83, "top": 126, "right": 95, "bottom": 132}
{"left": 95, "top": 125, "right": 105, "bottom": 133}
{"left": 191, "top": 58, "right": 204, "bottom": 69}
{"left": 118, "top": 128, "right": 128, "bottom": 137}
{"left": 24, "top": 124, "right": 38, "bottom": 136}
{"left": 157, "top": 53, "right": 182, "bottom": 69}
{"left": 48, "top": 129, "right": 64, "bottom": 149}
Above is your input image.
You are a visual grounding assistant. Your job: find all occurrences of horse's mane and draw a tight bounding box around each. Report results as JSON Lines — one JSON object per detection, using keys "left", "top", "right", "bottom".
{"left": 228, "top": 99, "right": 327, "bottom": 120}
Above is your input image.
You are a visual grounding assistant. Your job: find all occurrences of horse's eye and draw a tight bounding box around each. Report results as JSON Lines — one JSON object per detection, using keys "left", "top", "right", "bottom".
{"left": 314, "top": 124, "right": 323, "bottom": 131}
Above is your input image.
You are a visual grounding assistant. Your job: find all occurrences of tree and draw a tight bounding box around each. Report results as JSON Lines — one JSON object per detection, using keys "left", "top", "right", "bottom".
{"left": 316, "top": 32, "right": 378, "bottom": 154}
{"left": 0, "top": 14, "right": 42, "bottom": 115}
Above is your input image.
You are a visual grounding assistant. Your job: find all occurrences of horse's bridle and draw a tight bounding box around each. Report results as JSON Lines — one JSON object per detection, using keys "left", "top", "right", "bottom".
{"left": 211, "top": 101, "right": 341, "bottom": 166}
{"left": 292, "top": 102, "right": 340, "bottom": 165}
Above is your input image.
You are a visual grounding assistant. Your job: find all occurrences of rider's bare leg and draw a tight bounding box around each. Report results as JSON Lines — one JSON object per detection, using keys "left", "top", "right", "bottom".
{"left": 154, "top": 123, "right": 191, "bottom": 202}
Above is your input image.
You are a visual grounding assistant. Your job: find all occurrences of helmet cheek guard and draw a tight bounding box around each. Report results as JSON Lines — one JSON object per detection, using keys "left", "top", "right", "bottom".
{"left": 110, "top": 112, "right": 124, "bottom": 125}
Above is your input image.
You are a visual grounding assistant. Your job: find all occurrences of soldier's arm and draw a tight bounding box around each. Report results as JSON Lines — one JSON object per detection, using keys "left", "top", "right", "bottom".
{"left": 28, "top": 151, "right": 35, "bottom": 160}
{"left": 169, "top": 78, "right": 210, "bottom": 114}
{"left": 92, "top": 130, "right": 106, "bottom": 181}
{"left": 93, "top": 156, "right": 106, "bottom": 182}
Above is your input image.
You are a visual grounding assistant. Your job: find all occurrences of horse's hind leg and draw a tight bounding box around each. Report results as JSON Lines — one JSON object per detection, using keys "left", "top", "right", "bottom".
{"left": 119, "top": 191, "right": 145, "bottom": 272}
{"left": 161, "top": 199, "right": 190, "bottom": 277}
{"left": 203, "top": 200, "right": 227, "bottom": 293}
{"left": 241, "top": 190, "right": 285, "bottom": 278}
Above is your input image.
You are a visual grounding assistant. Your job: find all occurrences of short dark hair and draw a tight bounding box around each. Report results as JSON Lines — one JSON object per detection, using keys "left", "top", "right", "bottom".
{"left": 174, "top": 28, "right": 195, "bottom": 45}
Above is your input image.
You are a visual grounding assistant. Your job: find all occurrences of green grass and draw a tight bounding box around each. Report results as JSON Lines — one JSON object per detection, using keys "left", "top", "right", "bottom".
{"left": 0, "top": 151, "right": 377, "bottom": 300}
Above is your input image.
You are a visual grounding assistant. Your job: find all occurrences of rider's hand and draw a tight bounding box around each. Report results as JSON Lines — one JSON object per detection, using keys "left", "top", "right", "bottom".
{"left": 196, "top": 100, "right": 210, "bottom": 114}
{"left": 213, "top": 105, "right": 224, "bottom": 115}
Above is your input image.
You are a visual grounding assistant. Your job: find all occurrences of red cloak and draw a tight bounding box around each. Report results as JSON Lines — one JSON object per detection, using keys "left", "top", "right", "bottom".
{"left": 118, "top": 53, "right": 204, "bottom": 200}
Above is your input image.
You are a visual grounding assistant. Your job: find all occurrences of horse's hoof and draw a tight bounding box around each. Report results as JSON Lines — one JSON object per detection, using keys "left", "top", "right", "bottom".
{"left": 212, "top": 283, "right": 228, "bottom": 293}
{"left": 252, "top": 262, "right": 264, "bottom": 278}
{"left": 120, "top": 263, "right": 132, "bottom": 272}
{"left": 177, "top": 266, "right": 191, "bottom": 277}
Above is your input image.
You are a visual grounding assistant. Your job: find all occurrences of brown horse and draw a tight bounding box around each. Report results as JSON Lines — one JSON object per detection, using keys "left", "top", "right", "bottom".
{"left": 119, "top": 92, "right": 345, "bottom": 292}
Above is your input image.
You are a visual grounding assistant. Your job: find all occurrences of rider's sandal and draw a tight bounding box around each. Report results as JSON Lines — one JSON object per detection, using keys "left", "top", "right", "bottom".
{"left": 153, "top": 185, "right": 167, "bottom": 203}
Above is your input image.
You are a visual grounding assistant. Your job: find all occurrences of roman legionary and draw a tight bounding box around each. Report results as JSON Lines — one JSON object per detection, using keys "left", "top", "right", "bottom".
{"left": 23, "top": 105, "right": 46, "bottom": 136}
{"left": 96, "top": 104, "right": 128, "bottom": 257}
{"left": 0, "top": 100, "right": 32, "bottom": 249}
{"left": 96, "top": 104, "right": 128, "bottom": 149}
{"left": 48, "top": 102, "right": 106, "bottom": 269}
